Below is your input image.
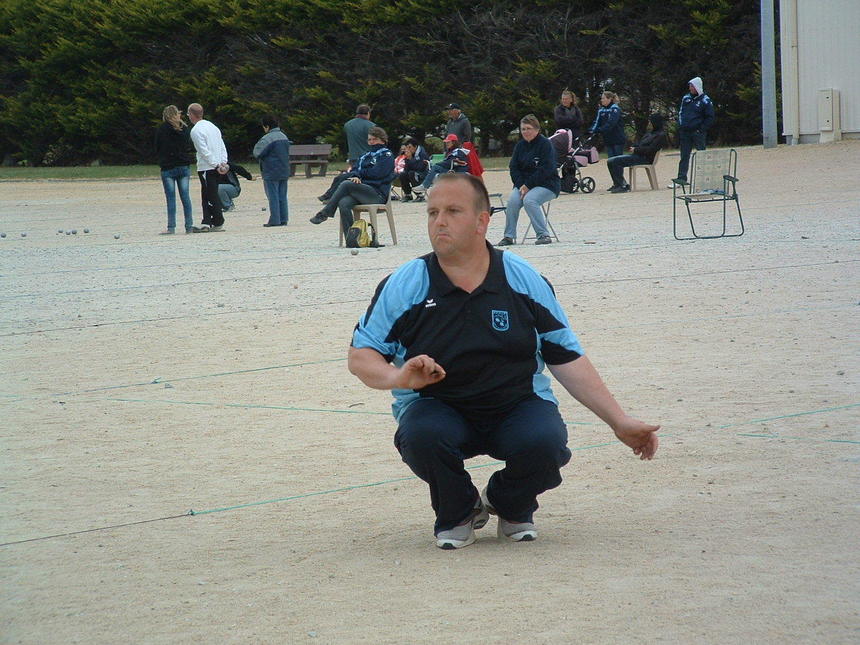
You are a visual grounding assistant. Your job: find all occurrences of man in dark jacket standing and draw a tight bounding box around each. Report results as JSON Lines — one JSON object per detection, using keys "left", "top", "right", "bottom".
{"left": 309, "top": 126, "right": 395, "bottom": 237}
{"left": 606, "top": 114, "right": 667, "bottom": 193}
{"left": 253, "top": 114, "right": 291, "bottom": 227}
{"left": 673, "top": 76, "right": 715, "bottom": 185}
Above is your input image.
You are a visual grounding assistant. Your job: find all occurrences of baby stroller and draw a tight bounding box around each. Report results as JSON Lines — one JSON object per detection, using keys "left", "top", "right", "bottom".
{"left": 549, "top": 130, "right": 599, "bottom": 193}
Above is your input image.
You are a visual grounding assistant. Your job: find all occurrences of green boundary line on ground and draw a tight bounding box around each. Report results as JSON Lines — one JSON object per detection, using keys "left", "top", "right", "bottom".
{"left": 1, "top": 402, "right": 856, "bottom": 547}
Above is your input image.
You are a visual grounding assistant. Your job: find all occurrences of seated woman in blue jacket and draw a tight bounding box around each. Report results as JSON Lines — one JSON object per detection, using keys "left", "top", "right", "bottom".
{"left": 309, "top": 126, "right": 395, "bottom": 236}
{"left": 497, "top": 114, "right": 559, "bottom": 246}
{"left": 589, "top": 91, "right": 626, "bottom": 158}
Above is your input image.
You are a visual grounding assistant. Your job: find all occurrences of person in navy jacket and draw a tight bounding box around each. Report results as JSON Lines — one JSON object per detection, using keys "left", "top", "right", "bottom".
{"left": 589, "top": 91, "right": 626, "bottom": 158}
{"left": 497, "top": 114, "right": 559, "bottom": 246}
{"left": 309, "top": 126, "right": 395, "bottom": 236}
{"left": 673, "top": 76, "right": 715, "bottom": 184}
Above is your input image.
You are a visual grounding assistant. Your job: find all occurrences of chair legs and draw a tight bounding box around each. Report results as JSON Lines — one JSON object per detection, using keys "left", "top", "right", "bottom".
{"left": 628, "top": 164, "right": 658, "bottom": 191}
{"left": 673, "top": 195, "right": 744, "bottom": 240}
{"left": 339, "top": 202, "right": 398, "bottom": 246}
{"left": 520, "top": 202, "right": 559, "bottom": 244}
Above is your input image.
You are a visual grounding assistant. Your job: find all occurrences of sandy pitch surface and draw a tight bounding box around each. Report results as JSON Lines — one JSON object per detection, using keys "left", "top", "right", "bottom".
{"left": 1, "top": 142, "right": 858, "bottom": 644}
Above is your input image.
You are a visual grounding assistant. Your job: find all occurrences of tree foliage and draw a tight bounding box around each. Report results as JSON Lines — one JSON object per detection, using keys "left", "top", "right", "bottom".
{"left": 0, "top": 0, "right": 763, "bottom": 165}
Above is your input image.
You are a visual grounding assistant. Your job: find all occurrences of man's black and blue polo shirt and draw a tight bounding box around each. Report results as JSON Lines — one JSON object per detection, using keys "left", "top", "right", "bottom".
{"left": 351, "top": 243, "right": 584, "bottom": 420}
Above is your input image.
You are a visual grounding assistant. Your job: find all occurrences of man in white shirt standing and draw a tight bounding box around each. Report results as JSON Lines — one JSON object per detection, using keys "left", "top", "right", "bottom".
{"left": 187, "top": 103, "right": 228, "bottom": 232}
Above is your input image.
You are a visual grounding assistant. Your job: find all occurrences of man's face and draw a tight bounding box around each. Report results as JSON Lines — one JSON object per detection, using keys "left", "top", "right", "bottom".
{"left": 426, "top": 179, "right": 488, "bottom": 258}
{"left": 405, "top": 143, "right": 416, "bottom": 156}
{"left": 447, "top": 108, "right": 461, "bottom": 120}
{"left": 688, "top": 83, "right": 698, "bottom": 95}
{"left": 186, "top": 108, "right": 200, "bottom": 124}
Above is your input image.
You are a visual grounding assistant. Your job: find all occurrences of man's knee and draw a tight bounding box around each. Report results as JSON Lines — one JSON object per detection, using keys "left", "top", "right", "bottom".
{"left": 396, "top": 401, "right": 467, "bottom": 457}
{"left": 529, "top": 429, "right": 571, "bottom": 467}
{"left": 396, "top": 420, "right": 443, "bottom": 456}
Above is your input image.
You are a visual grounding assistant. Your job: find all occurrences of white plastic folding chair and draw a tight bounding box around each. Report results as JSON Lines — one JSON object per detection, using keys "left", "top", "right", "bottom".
{"left": 338, "top": 190, "right": 398, "bottom": 246}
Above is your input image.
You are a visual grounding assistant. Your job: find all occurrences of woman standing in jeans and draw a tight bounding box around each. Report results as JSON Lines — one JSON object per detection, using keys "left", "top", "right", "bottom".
{"left": 154, "top": 105, "right": 194, "bottom": 234}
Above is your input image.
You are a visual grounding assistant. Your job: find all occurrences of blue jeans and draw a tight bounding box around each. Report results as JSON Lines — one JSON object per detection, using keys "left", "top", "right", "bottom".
{"left": 503, "top": 186, "right": 555, "bottom": 240}
{"left": 160, "top": 166, "right": 193, "bottom": 231}
{"left": 218, "top": 184, "right": 239, "bottom": 211}
{"left": 263, "top": 179, "right": 289, "bottom": 225}
{"left": 395, "top": 396, "right": 571, "bottom": 533}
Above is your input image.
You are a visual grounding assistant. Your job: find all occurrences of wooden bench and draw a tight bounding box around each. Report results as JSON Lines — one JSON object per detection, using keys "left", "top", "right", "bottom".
{"left": 289, "top": 144, "right": 332, "bottom": 178}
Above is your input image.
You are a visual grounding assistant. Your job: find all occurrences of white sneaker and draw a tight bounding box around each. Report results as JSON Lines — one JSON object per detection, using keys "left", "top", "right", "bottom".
{"left": 480, "top": 487, "right": 537, "bottom": 542}
{"left": 435, "top": 498, "right": 490, "bottom": 550}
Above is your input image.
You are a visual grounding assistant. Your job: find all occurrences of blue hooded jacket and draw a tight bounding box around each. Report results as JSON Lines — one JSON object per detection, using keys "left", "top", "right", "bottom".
{"left": 678, "top": 76, "right": 715, "bottom": 132}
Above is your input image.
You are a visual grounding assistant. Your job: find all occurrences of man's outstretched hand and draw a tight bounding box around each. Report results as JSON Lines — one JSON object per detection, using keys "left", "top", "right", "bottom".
{"left": 612, "top": 416, "right": 660, "bottom": 460}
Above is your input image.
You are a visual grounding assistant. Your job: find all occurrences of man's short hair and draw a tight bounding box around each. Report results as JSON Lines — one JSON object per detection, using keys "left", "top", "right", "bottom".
{"left": 356, "top": 104, "right": 371, "bottom": 115}
{"left": 187, "top": 103, "right": 203, "bottom": 118}
{"left": 261, "top": 114, "right": 279, "bottom": 129}
{"left": 433, "top": 173, "right": 490, "bottom": 215}
{"left": 368, "top": 126, "right": 388, "bottom": 143}
{"left": 403, "top": 137, "right": 419, "bottom": 148}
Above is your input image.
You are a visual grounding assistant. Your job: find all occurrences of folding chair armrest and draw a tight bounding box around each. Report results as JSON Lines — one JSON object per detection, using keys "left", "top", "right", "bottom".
{"left": 672, "top": 178, "right": 689, "bottom": 186}
{"left": 723, "top": 175, "right": 738, "bottom": 183}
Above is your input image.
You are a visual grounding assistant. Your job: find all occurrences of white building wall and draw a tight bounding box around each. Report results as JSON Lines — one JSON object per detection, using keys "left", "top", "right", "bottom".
{"left": 780, "top": 0, "right": 860, "bottom": 143}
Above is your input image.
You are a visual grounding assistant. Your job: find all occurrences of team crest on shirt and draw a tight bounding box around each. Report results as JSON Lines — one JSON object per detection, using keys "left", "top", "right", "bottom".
{"left": 491, "top": 310, "right": 509, "bottom": 331}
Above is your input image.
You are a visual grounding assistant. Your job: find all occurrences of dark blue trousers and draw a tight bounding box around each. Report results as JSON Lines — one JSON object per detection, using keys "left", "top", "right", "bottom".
{"left": 394, "top": 396, "right": 571, "bottom": 534}
{"left": 677, "top": 129, "right": 706, "bottom": 182}
{"left": 607, "top": 153, "right": 648, "bottom": 187}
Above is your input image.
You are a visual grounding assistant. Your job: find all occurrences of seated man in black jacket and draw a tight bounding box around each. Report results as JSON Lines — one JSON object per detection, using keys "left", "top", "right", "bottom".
{"left": 606, "top": 114, "right": 667, "bottom": 193}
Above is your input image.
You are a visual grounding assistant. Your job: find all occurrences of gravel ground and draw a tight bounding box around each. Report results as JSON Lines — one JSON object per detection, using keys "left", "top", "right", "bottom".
{"left": 1, "top": 140, "right": 858, "bottom": 644}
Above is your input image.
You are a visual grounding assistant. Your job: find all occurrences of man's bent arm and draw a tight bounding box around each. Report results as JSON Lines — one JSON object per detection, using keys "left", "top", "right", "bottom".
{"left": 348, "top": 346, "right": 445, "bottom": 391}
{"left": 548, "top": 357, "right": 659, "bottom": 459}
